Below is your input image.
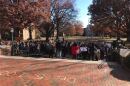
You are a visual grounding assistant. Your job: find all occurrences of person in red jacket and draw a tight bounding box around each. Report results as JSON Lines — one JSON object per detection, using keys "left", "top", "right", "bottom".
{"left": 71, "top": 42, "right": 80, "bottom": 59}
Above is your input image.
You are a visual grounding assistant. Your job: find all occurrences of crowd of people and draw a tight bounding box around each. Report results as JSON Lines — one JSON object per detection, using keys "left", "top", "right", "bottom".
{"left": 11, "top": 37, "right": 125, "bottom": 61}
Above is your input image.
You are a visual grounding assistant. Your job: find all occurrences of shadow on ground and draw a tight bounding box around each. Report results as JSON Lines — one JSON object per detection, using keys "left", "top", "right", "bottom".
{"left": 108, "top": 62, "right": 130, "bottom": 82}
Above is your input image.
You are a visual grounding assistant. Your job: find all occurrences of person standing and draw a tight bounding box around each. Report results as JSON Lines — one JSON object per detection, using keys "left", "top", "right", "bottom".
{"left": 89, "top": 43, "right": 95, "bottom": 60}
{"left": 80, "top": 44, "right": 88, "bottom": 60}
{"left": 56, "top": 39, "right": 62, "bottom": 58}
{"left": 71, "top": 42, "right": 80, "bottom": 59}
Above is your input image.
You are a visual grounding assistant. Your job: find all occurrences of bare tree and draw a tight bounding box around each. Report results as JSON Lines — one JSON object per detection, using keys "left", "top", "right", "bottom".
{"left": 50, "top": 0, "right": 77, "bottom": 39}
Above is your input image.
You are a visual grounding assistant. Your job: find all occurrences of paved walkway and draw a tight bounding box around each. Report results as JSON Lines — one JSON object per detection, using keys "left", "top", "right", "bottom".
{"left": 0, "top": 55, "right": 130, "bottom": 86}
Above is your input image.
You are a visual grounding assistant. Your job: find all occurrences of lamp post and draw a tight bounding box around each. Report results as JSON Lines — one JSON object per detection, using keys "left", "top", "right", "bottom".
{"left": 10, "top": 28, "right": 14, "bottom": 56}
{"left": 91, "top": 24, "right": 94, "bottom": 41}
{"left": 11, "top": 28, "right": 14, "bottom": 42}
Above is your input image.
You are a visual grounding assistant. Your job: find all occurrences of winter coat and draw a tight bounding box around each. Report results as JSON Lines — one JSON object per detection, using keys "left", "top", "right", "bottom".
{"left": 71, "top": 45, "right": 80, "bottom": 55}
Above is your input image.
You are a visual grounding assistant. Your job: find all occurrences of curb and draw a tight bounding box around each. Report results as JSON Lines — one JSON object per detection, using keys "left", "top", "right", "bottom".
{"left": 0, "top": 55, "right": 116, "bottom": 65}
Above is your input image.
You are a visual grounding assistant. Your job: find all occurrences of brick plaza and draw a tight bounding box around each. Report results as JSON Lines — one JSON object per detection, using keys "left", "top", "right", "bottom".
{"left": 0, "top": 56, "right": 130, "bottom": 86}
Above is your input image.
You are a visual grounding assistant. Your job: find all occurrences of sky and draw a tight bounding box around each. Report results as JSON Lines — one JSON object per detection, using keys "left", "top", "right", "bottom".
{"left": 75, "top": 0, "right": 92, "bottom": 28}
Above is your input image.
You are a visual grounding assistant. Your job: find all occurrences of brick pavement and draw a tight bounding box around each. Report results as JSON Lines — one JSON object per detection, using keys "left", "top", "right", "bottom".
{"left": 0, "top": 56, "right": 130, "bottom": 86}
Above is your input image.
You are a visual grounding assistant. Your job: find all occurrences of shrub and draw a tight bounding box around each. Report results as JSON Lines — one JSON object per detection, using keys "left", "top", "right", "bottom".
{"left": 0, "top": 48, "right": 11, "bottom": 56}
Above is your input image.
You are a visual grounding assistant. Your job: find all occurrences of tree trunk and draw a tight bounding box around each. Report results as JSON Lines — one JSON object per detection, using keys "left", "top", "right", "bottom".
{"left": 127, "top": 30, "right": 130, "bottom": 42}
{"left": 127, "top": 23, "right": 130, "bottom": 42}
{"left": 29, "top": 28, "right": 32, "bottom": 40}
{"left": 56, "top": 22, "right": 59, "bottom": 40}
{"left": 46, "top": 34, "right": 49, "bottom": 42}
{"left": 45, "top": 29, "right": 51, "bottom": 42}
{"left": 0, "top": 32, "right": 1, "bottom": 40}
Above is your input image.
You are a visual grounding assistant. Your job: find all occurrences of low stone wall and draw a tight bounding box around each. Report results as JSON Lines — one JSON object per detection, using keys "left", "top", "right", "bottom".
{"left": 120, "top": 49, "right": 130, "bottom": 58}
{"left": 119, "top": 49, "right": 130, "bottom": 70}
{"left": 0, "top": 45, "right": 11, "bottom": 56}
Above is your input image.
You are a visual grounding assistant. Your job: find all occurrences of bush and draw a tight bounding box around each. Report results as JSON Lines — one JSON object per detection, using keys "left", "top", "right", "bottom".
{"left": 0, "top": 48, "right": 11, "bottom": 56}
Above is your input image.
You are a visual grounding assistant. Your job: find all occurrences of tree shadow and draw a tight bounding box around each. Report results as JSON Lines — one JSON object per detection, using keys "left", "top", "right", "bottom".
{"left": 108, "top": 62, "right": 130, "bottom": 82}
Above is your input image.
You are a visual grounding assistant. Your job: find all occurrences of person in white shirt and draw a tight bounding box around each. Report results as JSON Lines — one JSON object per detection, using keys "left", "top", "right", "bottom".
{"left": 80, "top": 44, "right": 88, "bottom": 60}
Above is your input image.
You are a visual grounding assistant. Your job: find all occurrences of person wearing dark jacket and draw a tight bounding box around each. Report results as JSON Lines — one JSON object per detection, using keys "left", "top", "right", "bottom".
{"left": 56, "top": 40, "right": 62, "bottom": 58}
